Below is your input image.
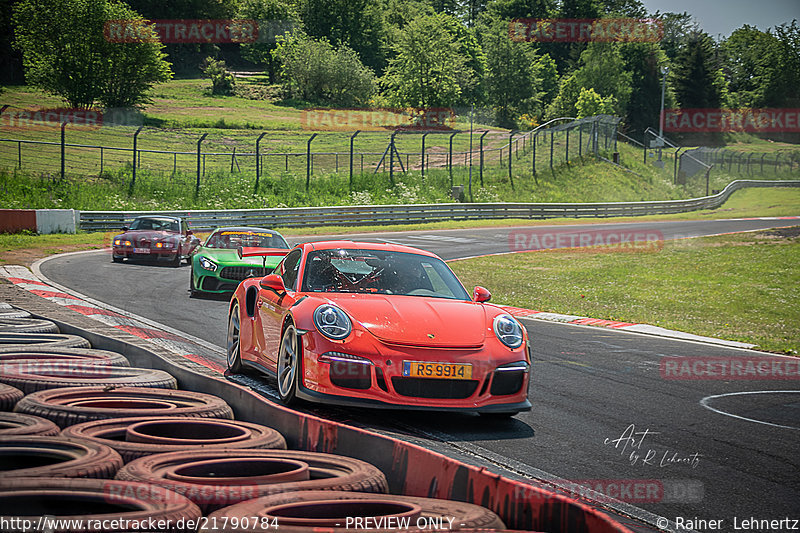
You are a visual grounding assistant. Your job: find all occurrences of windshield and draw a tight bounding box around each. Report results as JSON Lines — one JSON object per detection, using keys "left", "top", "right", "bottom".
{"left": 205, "top": 230, "right": 289, "bottom": 250}
{"left": 301, "top": 248, "right": 470, "bottom": 300}
{"left": 129, "top": 217, "right": 179, "bottom": 232}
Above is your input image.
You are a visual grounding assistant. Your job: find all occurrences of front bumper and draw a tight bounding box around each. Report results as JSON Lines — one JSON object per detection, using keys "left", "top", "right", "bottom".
{"left": 113, "top": 247, "right": 177, "bottom": 261}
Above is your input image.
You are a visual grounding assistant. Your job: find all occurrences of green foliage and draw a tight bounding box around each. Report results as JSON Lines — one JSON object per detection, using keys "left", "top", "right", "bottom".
{"left": 201, "top": 58, "right": 236, "bottom": 96}
{"left": 672, "top": 31, "right": 728, "bottom": 109}
{"left": 620, "top": 42, "right": 674, "bottom": 135}
{"left": 236, "top": 0, "right": 301, "bottom": 83}
{"left": 380, "top": 13, "right": 474, "bottom": 108}
{"left": 274, "top": 30, "right": 377, "bottom": 106}
{"left": 13, "top": 0, "right": 172, "bottom": 109}
{"left": 575, "top": 87, "right": 615, "bottom": 117}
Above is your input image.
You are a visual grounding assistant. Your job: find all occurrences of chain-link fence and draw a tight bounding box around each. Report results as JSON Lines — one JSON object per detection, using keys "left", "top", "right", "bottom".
{"left": 0, "top": 108, "right": 619, "bottom": 196}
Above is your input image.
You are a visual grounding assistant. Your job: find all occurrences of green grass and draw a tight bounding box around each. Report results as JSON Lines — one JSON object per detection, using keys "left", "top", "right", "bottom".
{"left": 449, "top": 227, "right": 800, "bottom": 354}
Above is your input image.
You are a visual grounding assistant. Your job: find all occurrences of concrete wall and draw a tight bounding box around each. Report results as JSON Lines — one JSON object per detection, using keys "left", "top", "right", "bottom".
{"left": 0, "top": 209, "right": 78, "bottom": 234}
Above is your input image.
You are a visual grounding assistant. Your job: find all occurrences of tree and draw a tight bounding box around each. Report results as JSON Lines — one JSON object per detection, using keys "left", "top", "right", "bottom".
{"left": 620, "top": 41, "right": 674, "bottom": 135}
{"left": 299, "top": 0, "right": 388, "bottom": 72}
{"left": 482, "top": 20, "right": 542, "bottom": 127}
{"left": 672, "top": 31, "right": 728, "bottom": 109}
{"left": 202, "top": 57, "right": 236, "bottom": 95}
{"left": 236, "top": 0, "right": 301, "bottom": 83}
{"left": 652, "top": 11, "right": 701, "bottom": 60}
{"left": 575, "top": 87, "right": 615, "bottom": 117}
{"left": 380, "top": 13, "right": 473, "bottom": 108}
{"left": 274, "top": 30, "right": 376, "bottom": 106}
{"left": 13, "top": 0, "right": 172, "bottom": 109}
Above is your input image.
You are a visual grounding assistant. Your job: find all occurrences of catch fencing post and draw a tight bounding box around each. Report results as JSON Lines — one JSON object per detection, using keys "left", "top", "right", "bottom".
{"left": 448, "top": 132, "right": 457, "bottom": 187}
{"left": 60, "top": 122, "right": 67, "bottom": 180}
{"left": 479, "top": 131, "right": 488, "bottom": 187}
{"left": 255, "top": 132, "right": 266, "bottom": 192}
{"left": 532, "top": 131, "right": 538, "bottom": 181}
{"left": 565, "top": 128, "right": 570, "bottom": 165}
{"left": 760, "top": 153, "right": 766, "bottom": 174}
{"left": 579, "top": 125, "right": 582, "bottom": 158}
{"left": 306, "top": 133, "right": 317, "bottom": 192}
{"left": 508, "top": 131, "right": 517, "bottom": 189}
{"left": 389, "top": 130, "right": 397, "bottom": 186}
{"left": 674, "top": 148, "right": 682, "bottom": 184}
{"left": 550, "top": 129, "right": 554, "bottom": 171}
{"left": 131, "top": 126, "right": 143, "bottom": 192}
{"left": 196, "top": 133, "right": 208, "bottom": 197}
{"left": 349, "top": 130, "right": 360, "bottom": 191}
{"left": 421, "top": 132, "right": 429, "bottom": 180}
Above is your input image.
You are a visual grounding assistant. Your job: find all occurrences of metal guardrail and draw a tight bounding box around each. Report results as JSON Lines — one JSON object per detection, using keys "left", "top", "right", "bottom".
{"left": 79, "top": 179, "right": 800, "bottom": 232}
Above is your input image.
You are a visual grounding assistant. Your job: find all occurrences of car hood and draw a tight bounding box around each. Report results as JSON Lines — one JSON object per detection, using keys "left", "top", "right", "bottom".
{"left": 117, "top": 230, "right": 179, "bottom": 241}
{"left": 198, "top": 248, "right": 282, "bottom": 267}
{"left": 330, "top": 294, "right": 487, "bottom": 348}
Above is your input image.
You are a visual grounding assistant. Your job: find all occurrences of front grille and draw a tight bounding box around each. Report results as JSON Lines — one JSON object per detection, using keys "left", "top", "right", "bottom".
{"left": 490, "top": 370, "right": 525, "bottom": 396}
{"left": 201, "top": 277, "right": 237, "bottom": 292}
{"left": 391, "top": 377, "right": 478, "bottom": 399}
{"left": 220, "top": 266, "right": 268, "bottom": 282}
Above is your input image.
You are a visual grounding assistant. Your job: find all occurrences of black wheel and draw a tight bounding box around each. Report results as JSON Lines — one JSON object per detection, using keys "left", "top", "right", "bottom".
{"left": 112, "top": 255, "right": 123, "bottom": 263}
{"left": 189, "top": 266, "right": 199, "bottom": 298}
{"left": 226, "top": 302, "right": 243, "bottom": 373}
{"left": 170, "top": 250, "right": 181, "bottom": 267}
{"left": 277, "top": 323, "right": 300, "bottom": 405}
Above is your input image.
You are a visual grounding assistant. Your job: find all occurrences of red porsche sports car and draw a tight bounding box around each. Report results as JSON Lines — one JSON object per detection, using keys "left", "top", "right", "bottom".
{"left": 226, "top": 241, "right": 531, "bottom": 416}
{"left": 111, "top": 215, "right": 200, "bottom": 266}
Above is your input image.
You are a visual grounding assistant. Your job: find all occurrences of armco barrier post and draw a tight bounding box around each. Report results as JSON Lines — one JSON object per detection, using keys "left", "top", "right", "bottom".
{"left": 60, "top": 122, "right": 67, "bottom": 180}
{"left": 131, "top": 126, "right": 143, "bottom": 193}
{"left": 255, "top": 132, "right": 266, "bottom": 192}
{"left": 479, "top": 131, "right": 488, "bottom": 188}
{"left": 349, "top": 130, "right": 360, "bottom": 190}
{"left": 196, "top": 133, "right": 208, "bottom": 197}
{"left": 306, "top": 133, "right": 317, "bottom": 192}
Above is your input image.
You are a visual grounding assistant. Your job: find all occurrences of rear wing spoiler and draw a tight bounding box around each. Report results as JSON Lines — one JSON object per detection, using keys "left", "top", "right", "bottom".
{"left": 237, "top": 247, "right": 290, "bottom": 259}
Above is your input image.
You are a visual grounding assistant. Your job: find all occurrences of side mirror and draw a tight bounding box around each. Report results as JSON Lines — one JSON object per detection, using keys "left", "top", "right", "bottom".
{"left": 260, "top": 274, "right": 286, "bottom": 294}
{"left": 122, "top": 226, "right": 129, "bottom": 232}
{"left": 473, "top": 286, "right": 491, "bottom": 303}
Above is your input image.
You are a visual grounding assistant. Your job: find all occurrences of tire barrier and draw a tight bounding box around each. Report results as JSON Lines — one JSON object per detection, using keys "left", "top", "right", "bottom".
{"left": 0, "top": 384, "right": 23, "bottom": 412}
{"left": 0, "top": 309, "right": 31, "bottom": 319}
{"left": 0, "top": 412, "right": 59, "bottom": 436}
{"left": 203, "top": 490, "right": 507, "bottom": 532}
{"left": 14, "top": 387, "right": 235, "bottom": 429}
{"left": 116, "top": 449, "right": 389, "bottom": 512}
{"left": 0, "top": 348, "right": 130, "bottom": 368}
{"left": 0, "top": 477, "right": 202, "bottom": 533}
{"left": 0, "top": 366, "right": 178, "bottom": 394}
{"left": 62, "top": 417, "right": 287, "bottom": 463}
{"left": 0, "top": 317, "right": 59, "bottom": 334}
{"left": 0, "top": 333, "right": 91, "bottom": 350}
{"left": 0, "top": 435, "right": 123, "bottom": 478}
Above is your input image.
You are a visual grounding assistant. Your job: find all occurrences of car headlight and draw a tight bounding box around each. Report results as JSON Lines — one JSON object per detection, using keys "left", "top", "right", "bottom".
{"left": 493, "top": 314, "right": 524, "bottom": 349}
{"left": 314, "top": 305, "right": 352, "bottom": 340}
{"left": 198, "top": 256, "right": 217, "bottom": 272}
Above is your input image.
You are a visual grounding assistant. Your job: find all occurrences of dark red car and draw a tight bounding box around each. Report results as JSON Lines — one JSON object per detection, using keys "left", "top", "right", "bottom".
{"left": 111, "top": 215, "right": 200, "bottom": 266}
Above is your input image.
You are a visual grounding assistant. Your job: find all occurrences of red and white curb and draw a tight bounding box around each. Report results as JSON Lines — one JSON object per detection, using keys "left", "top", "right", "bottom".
{"left": 1, "top": 264, "right": 227, "bottom": 374}
{"left": 498, "top": 306, "right": 757, "bottom": 349}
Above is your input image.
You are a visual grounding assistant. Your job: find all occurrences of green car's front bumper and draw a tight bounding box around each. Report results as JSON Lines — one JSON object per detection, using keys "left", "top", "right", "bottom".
{"left": 190, "top": 250, "right": 283, "bottom": 294}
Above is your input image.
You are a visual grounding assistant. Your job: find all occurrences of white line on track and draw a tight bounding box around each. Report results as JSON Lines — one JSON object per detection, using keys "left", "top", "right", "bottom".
{"left": 699, "top": 390, "right": 800, "bottom": 431}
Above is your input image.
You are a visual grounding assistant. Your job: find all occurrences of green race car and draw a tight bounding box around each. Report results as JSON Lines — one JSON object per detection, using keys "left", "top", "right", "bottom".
{"left": 190, "top": 227, "right": 290, "bottom": 296}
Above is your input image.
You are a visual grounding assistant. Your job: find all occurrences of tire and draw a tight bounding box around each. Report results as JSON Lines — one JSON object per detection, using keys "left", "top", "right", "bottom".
{"left": 0, "top": 333, "right": 91, "bottom": 351}
{"left": 0, "top": 318, "right": 59, "bottom": 334}
{"left": 0, "top": 435, "right": 123, "bottom": 478}
{"left": 226, "top": 301, "right": 243, "bottom": 373}
{"left": 0, "top": 366, "right": 177, "bottom": 395}
{"left": 189, "top": 266, "right": 199, "bottom": 297}
{"left": 62, "top": 417, "right": 286, "bottom": 463}
{"left": 276, "top": 323, "right": 299, "bottom": 404}
{"left": 0, "top": 477, "right": 201, "bottom": 533}
{"left": 116, "top": 449, "right": 389, "bottom": 512}
{"left": 0, "top": 383, "right": 24, "bottom": 411}
{"left": 0, "top": 348, "right": 130, "bottom": 368}
{"left": 204, "top": 490, "right": 506, "bottom": 532}
{"left": 170, "top": 248, "right": 181, "bottom": 267}
{"left": 112, "top": 254, "right": 124, "bottom": 263}
{"left": 0, "top": 412, "right": 59, "bottom": 436}
{"left": 14, "top": 386, "right": 234, "bottom": 429}
{"left": 0, "top": 309, "right": 31, "bottom": 319}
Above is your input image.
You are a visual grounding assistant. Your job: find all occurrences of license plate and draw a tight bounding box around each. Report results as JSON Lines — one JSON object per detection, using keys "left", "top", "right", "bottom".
{"left": 133, "top": 248, "right": 150, "bottom": 254}
{"left": 402, "top": 361, "right": 472, "bottom": 380}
